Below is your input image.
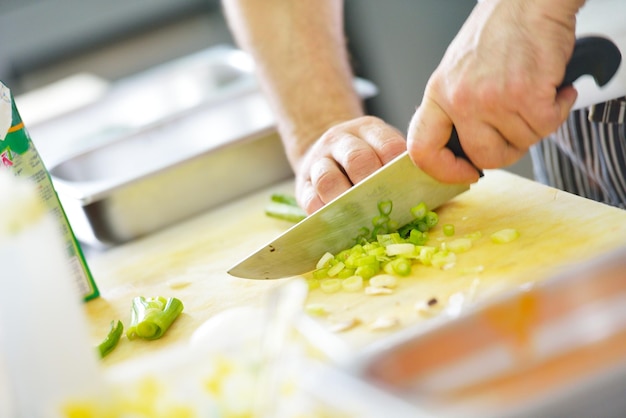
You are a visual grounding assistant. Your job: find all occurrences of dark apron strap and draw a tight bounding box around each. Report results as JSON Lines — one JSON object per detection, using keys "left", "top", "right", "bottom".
{"left": 588, "top": 96, "right": 626, "bottom": 124}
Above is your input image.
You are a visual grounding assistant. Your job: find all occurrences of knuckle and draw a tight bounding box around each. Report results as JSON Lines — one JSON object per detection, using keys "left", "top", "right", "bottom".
{"left": 504, "top": 75, "right": 530, "bottom": 101}
{"left": 474, "top": 83, "right": 504, "bottom": 113}
{"left": 313, "top": 169, "right": 340, "bottom": 199}
{"left": 379, "top": 139, "right": 406, "bottom": 161}
{"left": 358, "top": 115, "right": 383, "bottom": 125}
{"left": 342, "top": 148, "right": 377, "bottom": 181}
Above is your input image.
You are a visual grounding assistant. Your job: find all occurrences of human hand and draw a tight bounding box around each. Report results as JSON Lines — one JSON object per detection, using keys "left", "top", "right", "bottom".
{"left": 294, "top": 116, "right": 406, "bottom": 214}
{"left": 407, "top": 0, "right": 583, "bottom": 183}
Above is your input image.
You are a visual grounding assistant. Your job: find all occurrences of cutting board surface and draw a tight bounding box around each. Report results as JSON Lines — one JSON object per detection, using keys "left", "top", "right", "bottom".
{"left": 83, "top": 170, "right": 626, "bottom": 366}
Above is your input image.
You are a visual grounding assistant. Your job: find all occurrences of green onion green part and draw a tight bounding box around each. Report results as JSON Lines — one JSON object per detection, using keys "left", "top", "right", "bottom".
{"left": 320, "top": 279, "right": 341, "bottom": 293}
{"left": 126, "top": 296, "right": 184, "bottom": 341}
{"left": 265, "top": 193, "right": 306, "bottom": 222}
{"left": 311, "top": 199, "right": 519, "bottom": 294}
{"left": 443, "top": 224, "right": 455, "bottom": 236}
{"left": 312, "top": 199, "right": 444, "bottom": 290}
{"left": 264, "top": 202, "right": 307, "bottom": 223}
{"left": 97, "top": 320, "right": 124, "bottom": 358}
{"left": 490, "top": 228, "right": 520, "bottom": 244}
{"left": 270, "top": 193, "right": 298, "bottom": 206}
{"left": 377, "top": 200, "right": 393, "bottom": 216}
{"left": 342, "top": 275, "right": 364, "bottom": 292}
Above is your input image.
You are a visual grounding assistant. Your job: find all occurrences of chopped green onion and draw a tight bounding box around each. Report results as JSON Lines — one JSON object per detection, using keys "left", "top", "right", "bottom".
{"left": 342, "top": 275, "right": 364, "bottom": 292}
{"left": 418, "top": 246, "right": 437, "bottom": 266}
{"left": 306, "top": 278, "right": 320, "bottom": 290}
{"left": 490, "top": 228, "right": 520, "bottom": 244}
{"left": 389, "top": 257, "right": 412, "bottom": 276}
{"left": 320, "top": 279, "right": 341, "bottom": 293}
{"left": 337, "top": 267, "right": 356, "bottom": 279}
{"left": 431, "top": 251, "right": 457, "bottom": 269}
{"left": 377, "top": 232, "right": 404, "bottom": 247}
{"left": 270, "top": 193, "right": 299, "bottom": 206}
{"left": 369, "top": 274, "right": 398, "bottom": 289}
{"left": 310, "top": 199, "right": 490, "bottom": 294}
{"left": 378, "top": 200, "right": 393, "bottom": 216}
{"left": 365, "top": 286, "right": 393, "bottom": 295}
{"left": 424, "top": 211, "right": 439, "bottom": 228}
{"left": 387, "top": 219, "right": 399, "bottom": 231}
{"left": 354, "top": 254, "right": 378, "bottom": 267}
{"left": 305, "top": 303, "right": 328, "bottom": 316}
{"left": 385, "top": 243, "right": 416, "bottom": 257}
{"left": 416, "top": 221, "right": 429, "bottom": 232}
{"left": 443, "top": 224, "right": 455, "bottom": 236}
{"left": 354, "top": 226, "right": 371, "bottom": 244}
{"left": 465, "top": 231, "right": 483, "bottom": 241}
{"left": 408, "top": 229, "right": 428, "bottom": 245}
{"left": 365, "top": 244, "right": 386, "bottom": 257}
{"left": 327, "top": 261, "right": 345, "bottom": 277}
{"left": 411, "top": 202, "right": 427, "bottom": 219}
{"left": 126, "top": 296, "right": 184, "bottom": 341}
{"left": 372, "top": 214, "right": 389, "bottom": 228}
{"left": 355, "top": 264, "right": 378, "bottom": 280}
{"left": 316, "top": 252, "right": 335, "bottom": 269}
{"left": 447, "top": 238, "right": 473, "bottom": 253}
{"left": 264, "top": 202, "right": 307, "bottom": 223}
{"left": 312, "top": 268, "right": 329, "bottom": 280}
{"left": 265, "top": 194, "right": 306, "bottom": 222}
{"left": 97, "top": 320, "right": 123, "bottom": 358}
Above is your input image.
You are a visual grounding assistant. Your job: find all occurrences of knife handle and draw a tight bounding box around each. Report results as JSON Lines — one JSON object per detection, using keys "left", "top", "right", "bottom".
{"left": 559, "top": 36, "right": 621, "bottom": 89}
{"left": 446, "top": 127, "right": 480, "bottom": 176}
{"left": 446, "top": 35, "right": 622, "bottom": 177}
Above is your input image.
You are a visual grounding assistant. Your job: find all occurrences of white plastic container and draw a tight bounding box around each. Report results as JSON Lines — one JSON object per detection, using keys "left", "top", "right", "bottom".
{"left": 0, "top": 172, "right": 104, "bottom": 418}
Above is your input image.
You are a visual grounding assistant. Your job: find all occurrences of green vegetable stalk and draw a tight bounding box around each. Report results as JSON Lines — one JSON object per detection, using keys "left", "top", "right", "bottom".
{"left": 126, "top": 296, "right": 184, "bottom": 341}
{"left": 265, "top": 193, "right": 307, "bottom": 223}
{"left": 97, "top": 320, "right": 124, "bottom": 358}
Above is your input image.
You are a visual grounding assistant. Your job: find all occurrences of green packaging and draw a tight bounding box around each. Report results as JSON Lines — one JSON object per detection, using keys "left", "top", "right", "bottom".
{"left": 0, "top": 81, "right": 98, "bottom": 301}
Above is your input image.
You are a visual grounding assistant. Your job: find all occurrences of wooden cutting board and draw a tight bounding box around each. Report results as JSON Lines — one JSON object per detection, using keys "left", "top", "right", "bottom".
{"left": 83, "top": 170, "right": 626, "bottom": 367}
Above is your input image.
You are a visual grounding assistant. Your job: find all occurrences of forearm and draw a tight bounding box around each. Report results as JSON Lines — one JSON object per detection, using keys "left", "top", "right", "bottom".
{"left": 222, "top": 0, "right": 364, "bottom": 169}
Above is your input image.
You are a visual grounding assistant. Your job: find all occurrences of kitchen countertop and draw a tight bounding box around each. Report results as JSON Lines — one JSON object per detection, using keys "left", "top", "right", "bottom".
{"left": 83, "top": 169, "right": 626, "bottom": 368}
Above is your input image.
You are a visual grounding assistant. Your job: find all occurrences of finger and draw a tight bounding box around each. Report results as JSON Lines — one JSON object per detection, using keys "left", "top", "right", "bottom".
{"left": 460, "top": 123, "right": 527, "bottom": 169}
{"left": 407, "top": 99, "right": 481, "bottom": 183}
{"left": 296, "top": 178, "right": 324, "bottom": 214}
{"left": 554, "top": 85, "right": 578, "bottom": 123}
{"left": 460, "top": 112, "right": 536, "bottom": 169}
{"left": 356, "top": 117, "right": 407, "bottom": 163}
{"left": 309, "top": 156, "right": 353, "bottom": 204}
{"left": 330, "top": 137, "right": 383, "bottom": 185}
{"left": 520, "top": 85, "right": 578, "bottom": 138}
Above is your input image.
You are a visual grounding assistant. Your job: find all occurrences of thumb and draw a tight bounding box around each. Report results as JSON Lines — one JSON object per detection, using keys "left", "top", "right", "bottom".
{"left": 555, "top": 85, "right": 578, "bottom": 123}
{"left": 407, "top": 98, "right": 480, "bottom": 183}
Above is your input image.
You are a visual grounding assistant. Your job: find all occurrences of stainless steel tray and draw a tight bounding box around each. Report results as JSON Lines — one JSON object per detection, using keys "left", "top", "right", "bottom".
{"left": 27, "top": 45, "right": 377, "bottom": 247}
{"left": 349, "top": 246, "right": 626, "bottom": 418}
{"left": 48, "top": 94, "right": 290, "bottom": 248}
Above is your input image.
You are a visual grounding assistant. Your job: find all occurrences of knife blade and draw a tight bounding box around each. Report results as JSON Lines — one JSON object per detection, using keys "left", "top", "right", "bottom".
{"left": 229, "top": 150, "right": 469, "bottom": 279}
{"left": 228, "top": 36, "right": 621, "bottom": 280}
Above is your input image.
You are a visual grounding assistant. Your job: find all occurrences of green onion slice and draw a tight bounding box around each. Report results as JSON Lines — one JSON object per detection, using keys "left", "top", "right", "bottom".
{"left": 126, "top": 296, "right": 184, "bottom": 341}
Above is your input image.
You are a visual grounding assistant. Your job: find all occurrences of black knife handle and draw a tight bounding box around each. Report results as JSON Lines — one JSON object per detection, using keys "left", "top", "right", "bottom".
{"left": 446, "top": 36, "right": 622, "bottom": 176}
{"left": 446, "top": 127, "right": 478, "bottom": 175}
{"left": 560, "top": 36, "right": 621, "bottom": 89}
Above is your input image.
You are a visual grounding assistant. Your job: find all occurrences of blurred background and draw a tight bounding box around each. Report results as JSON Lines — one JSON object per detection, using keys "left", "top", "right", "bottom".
{"left": 0, "top": 0, "right": 533, "bottom": 178}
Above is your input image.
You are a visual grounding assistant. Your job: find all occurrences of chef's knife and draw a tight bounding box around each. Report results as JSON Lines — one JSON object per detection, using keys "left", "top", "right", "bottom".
{"left": 229, "top": 36, "right": 621, "bottom": 280}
